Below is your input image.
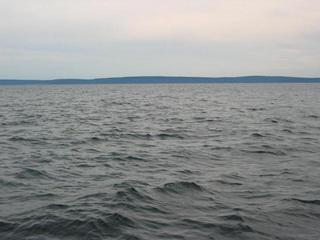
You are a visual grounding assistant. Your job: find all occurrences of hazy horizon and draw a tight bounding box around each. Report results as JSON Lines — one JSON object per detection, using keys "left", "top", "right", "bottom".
{"left": 1, "top": 0, "right": 320, "bottom": 79}
{"left": 1, "top": 75, "right": 320, "bottom": 81}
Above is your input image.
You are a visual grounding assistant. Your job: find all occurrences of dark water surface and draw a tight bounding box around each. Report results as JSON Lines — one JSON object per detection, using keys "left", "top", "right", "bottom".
{"left": 1, "top": 84, "right": 320, "bottom": 240}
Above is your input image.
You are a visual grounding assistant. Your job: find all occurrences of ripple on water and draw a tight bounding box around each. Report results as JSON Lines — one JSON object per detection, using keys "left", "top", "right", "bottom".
{"left": 114, "top": 187, "right": 153, "bottom": 203}
{"left": 2, "top": 213, "right": 137, "bottom": 240}
{"left": 288, "top": 198, "right": 320, "bottom": 206}
{"left": 15, "top": 168, "right": 53, "bottom": 180}
{"left": 1, "top": 84, "right": 320, "bottom": 240}
{"left": 155, "top": 181, "right": 204, "bottom": 194}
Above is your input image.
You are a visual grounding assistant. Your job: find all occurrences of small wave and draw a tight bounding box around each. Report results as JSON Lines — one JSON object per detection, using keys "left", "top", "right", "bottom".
{"left": 114, "top": 187, "right": 153, "bottom": 202}
{"left": 84, "top": 148, "right": 101, "bottom": 153}
{"left": 1, "top": 120, "right": 34, "bottom": 126}
{"left": 181, "top": 218, "right": 217, "bottom": 229}
{"left": 89, "top": 136, "right": 108, "bottom": 142}
{"left": 156, "top": 133, "right": 185, "bottom": 140}
{"left": 8, "top": 136, "right": 44, "bottom": 144}
{"left": 251, "top": 133, "right": 265, "bottom": 138}
{"left": 77, "top": 192, "right": 109, "bottom": 202}
{"left": 280, "top": 170, "right": 293, "bottom": 175}
{"left": 282, "top": 129, "right": 294, "bottom": 134}
{"left": 306, "top": 114, "right": 319, "bottom": 119}
{"left": 15, "top": 168, "right": 52, "bottom": 180}
{"left": 112, "top": 155, "right": 147, "bottom": 162}
{"left": 163, "top": 117, "right": 184, "bottom": 123}
{"left": 242, "top": 193, "right": 274, "bottom": 199}
{"left": 264, "top": 118, "right": 278, "bottom": 123}
{"left": 242, "top": 149, "right": 287, "bottom": 156}
{"left": 101, "top": 133, "right": 153, "bottom": 141}
{"left": 126, "top": 133, "right": 153, "bottom": 140}
{"left": 220, "top": 173, "right": 245, "bottom": 180}
{"left": 247, "top": 107, "right": 266, "bottom": 111}
{"left": 0, "top": 178, "right": 25, "bottom": 187}
{"left": 0, "top": 220, "right": 17, "bottom": 233}
{"left": 126, "top": 156, "right": 147, "bottom": 161}
{"left": 113, "top": 180, "right": 150, "bottom": 189}
{"left": 259, "top": 173, "right": 276, "bottom": 177}
{"left": 210, "top": 146, "right": 233, "bottom": 150}
{"left": 217, "top": 223, "right": 254, "bottom": 234}
{"left": 181, "top": 218, "right": 254, "bottom": 235}
{"left": 155, "top": 181, "right": 204, "bottom": 194}
{"left": 77, "top": 163, "right": 96, "bottom": 168}
{"left": 33, "top": 193, "right": 58, "bottom": 200}
{"left": 127, "top": 116, "right": 141, "bottom": 121}
{"left": 192, "top": 116, "right": 214, "bottom": 122}
{"left": 110, "top": 202, "right": 168, "bottom": 215}
{"left": 289, "top": 198, "right": 320, "bottom": 205}
{"left": 218, "top": 214, "right": 245, "bottom": 222}
{"left": 264, "top": 117, "right": 294, "bottom": 124}
{"left": 214, "top": 179, "right": 243, "bottom": 186}
{"left": 45, "top": 203, "right": 70, "bottom": 210}
{"left": 4, "top": 213, "right": 136, "bottom": 239}
{"left": 177, "top": 169, "right": 195, "bottom": 175}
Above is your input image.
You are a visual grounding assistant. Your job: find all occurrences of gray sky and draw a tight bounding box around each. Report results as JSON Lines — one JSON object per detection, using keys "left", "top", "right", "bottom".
{"left": 1, "top": 0, "right": 320, "bottom": 79}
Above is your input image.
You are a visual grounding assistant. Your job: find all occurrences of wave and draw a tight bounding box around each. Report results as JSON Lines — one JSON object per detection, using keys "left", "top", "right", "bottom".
{"left": 2, "top": 213, "right": 136, "bottom": 240}
{"left": 156, "top": 133, "right": 186, "bottom": 140}
{"left": 15, "top": 168, "right": 53, "bottom": 180}
{"left": 306, "top": 114, "right": 319, "bottom": 119}
{"left": 111, "top": 155, "right": 148, "bottom": 162}
{"left": 94, "top": 132, "right": 188, "bottom": 141}
{"left": 0, "top": 220, "right": 17, "bottom": 233}
{"left": 247, "top": 107, "right": 267, "bottom": 111}
{"left": 155, "top": 181, "right": 204, "bottom": 194}
{"left": 250, "top": 133, "right": 265, "bottom": 138}
{"left": 218, "top": 214, "right": 245, "bottom": 222}
{"left": 0, "top": 178, "right": 26, "bottom": 187}
{"left": 289, "top": 198, "right": 320, "bottom": 205}
{"left": 177, "top": 169, "right": 195, "bottom": 175}
{"left": 8, "top": 136, "right": 45, "bottom": 144}
{"left": 217, "top": 223, "right": 254, "bottom": 234}
{"left": 242, "top": 149, "right": 287, "bottom": 156}
{"left": 180, "top": 218, "right": 254, "bottom": 235}
{"left": 114, "top": 187, "right": 153, "bottom": 203}
{"left": 214, "top": 179, "right": 243, "bottom": 186}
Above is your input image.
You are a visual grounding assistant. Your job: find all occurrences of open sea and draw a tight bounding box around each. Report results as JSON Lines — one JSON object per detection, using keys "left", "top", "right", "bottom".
{"left": 0, "top": 84, "right": 320, "bottom": 240}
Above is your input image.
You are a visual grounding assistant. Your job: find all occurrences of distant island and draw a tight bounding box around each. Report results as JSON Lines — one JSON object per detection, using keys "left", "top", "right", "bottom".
{"left": 0, "top": 76, "right": 320, "bottom": 85}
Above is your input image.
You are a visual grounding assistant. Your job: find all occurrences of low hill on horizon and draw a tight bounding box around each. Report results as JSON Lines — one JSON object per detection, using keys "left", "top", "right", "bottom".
{"left": 0, "top": 76, "right": 320, "bottom": 85}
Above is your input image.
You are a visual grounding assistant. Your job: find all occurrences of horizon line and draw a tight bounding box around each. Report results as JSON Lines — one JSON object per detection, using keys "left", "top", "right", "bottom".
{"left": 1, "top": 75, "right": 320, "bottom": 81}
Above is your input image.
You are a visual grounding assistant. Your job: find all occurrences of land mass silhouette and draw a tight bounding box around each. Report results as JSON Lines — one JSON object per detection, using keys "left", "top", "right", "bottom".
{"left": 0, "top": 76, "right": 320, "bottom": 85}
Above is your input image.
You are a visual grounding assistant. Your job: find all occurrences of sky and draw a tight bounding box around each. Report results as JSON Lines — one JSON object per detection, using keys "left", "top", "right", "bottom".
{"left": 0, "top": 0, "right": 320, "bottom": 79}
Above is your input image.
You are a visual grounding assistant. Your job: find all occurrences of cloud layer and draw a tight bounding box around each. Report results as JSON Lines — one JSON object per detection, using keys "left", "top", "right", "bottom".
{"left": 1, "top": 0, "right": 319, "bottom": 79}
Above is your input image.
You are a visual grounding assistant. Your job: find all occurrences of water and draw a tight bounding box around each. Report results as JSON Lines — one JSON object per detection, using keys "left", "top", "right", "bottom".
{"left": 0, "top": 84, "right": 320, "bottom": 240}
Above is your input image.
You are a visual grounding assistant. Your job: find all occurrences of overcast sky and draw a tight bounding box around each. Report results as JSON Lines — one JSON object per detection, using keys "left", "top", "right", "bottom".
{"left": 0, "top": 0, "right": 319, "bottom": 79}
